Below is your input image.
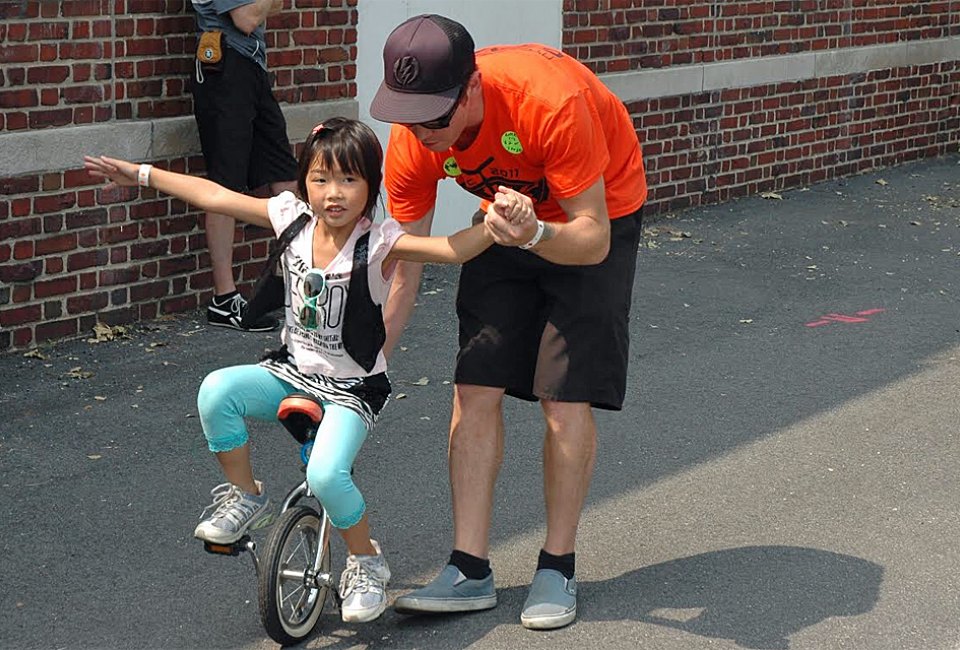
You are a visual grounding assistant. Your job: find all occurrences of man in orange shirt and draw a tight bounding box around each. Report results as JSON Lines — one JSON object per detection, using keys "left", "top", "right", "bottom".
{"left": 371, "top": 14, "right": 646, "bottom": 630}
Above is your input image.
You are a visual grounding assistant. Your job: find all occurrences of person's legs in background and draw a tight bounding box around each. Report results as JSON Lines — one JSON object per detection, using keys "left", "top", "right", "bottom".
{"left": 193, "top": 49, "right": 295, "bottom": 332}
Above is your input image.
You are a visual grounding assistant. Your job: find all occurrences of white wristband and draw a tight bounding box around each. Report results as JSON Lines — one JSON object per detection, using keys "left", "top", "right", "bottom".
{"left": 137, "top": 164, "right": 152, "bottom": 188}
{"left": 519, "top": 219, "right": 545, "bottom": 250}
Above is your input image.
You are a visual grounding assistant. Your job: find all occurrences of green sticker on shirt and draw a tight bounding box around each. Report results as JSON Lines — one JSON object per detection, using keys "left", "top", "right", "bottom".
{"left": 443, "top": 157, "right": 461, "bottom": 176}
{"left": 501, "top": 131, "right": 523, "bottom": 154}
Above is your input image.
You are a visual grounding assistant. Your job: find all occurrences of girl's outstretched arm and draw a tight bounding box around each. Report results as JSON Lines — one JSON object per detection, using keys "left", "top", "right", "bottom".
{"left": 83, "top": 155, "right": 272, "bottom": 229}
{"left": 387, "top": 220, "right": 494, "bottom": 264}
{"left": 386, "top": 186, "right": 535, "bottom": 265}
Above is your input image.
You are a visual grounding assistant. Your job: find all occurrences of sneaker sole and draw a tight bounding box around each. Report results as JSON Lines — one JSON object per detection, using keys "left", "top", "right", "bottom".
{"left": 206, "top": 319, "right": 278, "bottom": 333}
{"left": 341, "top": 601, "right": 387, "bottom": 623}
{"left": 194, "top": 508, "right": 273, "bottom": 545}
{"left": 520, "top": 606, "right": 577, "bottom": 630}
{"left": 394, "top": 594, "right": 497, "bottom": 614}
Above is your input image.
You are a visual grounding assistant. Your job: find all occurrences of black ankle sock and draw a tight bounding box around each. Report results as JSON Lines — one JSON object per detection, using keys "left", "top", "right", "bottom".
{"left": 537, "top": 549, "right": 575, "bottom": 580}
{"left": 449, "top": 550, "right": 491, "bottom": 580}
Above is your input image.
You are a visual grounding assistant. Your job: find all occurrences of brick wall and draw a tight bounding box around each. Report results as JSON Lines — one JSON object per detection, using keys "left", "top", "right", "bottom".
{"left": 0, "top": 0, "right": 357, "bottom": 351}
{"left": 564, "top": 0, "right": 960, "bottom": 213}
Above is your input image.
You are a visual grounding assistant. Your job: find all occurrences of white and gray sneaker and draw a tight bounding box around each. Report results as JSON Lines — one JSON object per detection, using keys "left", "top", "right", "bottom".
{"left": 339, "top": 540, "right": 391, "bottom": 623}
{"left": 193, "top": 481, "right": 271, "bottom": 544}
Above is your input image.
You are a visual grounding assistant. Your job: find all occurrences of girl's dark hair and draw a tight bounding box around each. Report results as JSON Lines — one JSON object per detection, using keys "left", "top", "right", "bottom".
{"left": 296, "top": 116, "right": 383, "bottom": 219}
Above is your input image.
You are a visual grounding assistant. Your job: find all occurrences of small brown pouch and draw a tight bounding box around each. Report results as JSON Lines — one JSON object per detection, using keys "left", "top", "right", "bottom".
{"left": 197, "top": 30, "right": 223, "bottom": 65}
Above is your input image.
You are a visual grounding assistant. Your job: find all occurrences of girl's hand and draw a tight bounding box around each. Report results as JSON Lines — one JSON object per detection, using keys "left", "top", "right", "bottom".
{"left": 490, "top": 185, "right": 534, "bottom": 224}
{"left": 82, "top": 155, "right": 140, "bottom": 188}
{"left": 484, "top": 185, "right": 538, "bottom": 246}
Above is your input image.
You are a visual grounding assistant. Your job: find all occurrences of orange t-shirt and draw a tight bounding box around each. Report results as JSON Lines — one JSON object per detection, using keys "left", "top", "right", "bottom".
{"left": 384, "top": 44, "right": 647, "bottom": 224}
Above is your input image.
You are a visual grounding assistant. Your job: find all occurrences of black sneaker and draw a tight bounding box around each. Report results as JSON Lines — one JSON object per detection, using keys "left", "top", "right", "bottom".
{"left": 207, "top": 292, "right": 279, "bottom": 332}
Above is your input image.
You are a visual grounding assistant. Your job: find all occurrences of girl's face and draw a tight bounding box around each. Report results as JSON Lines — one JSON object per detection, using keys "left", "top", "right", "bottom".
{"left": 305, "top": 160, "right": 370, "bottom": 230}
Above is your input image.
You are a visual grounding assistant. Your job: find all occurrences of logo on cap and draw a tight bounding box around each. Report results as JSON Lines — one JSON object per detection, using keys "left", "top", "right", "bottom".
{"left": 393, "top": 56, "right": 420, "bottom": 87}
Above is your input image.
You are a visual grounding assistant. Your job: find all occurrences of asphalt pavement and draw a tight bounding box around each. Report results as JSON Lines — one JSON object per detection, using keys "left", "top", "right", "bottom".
{"left": 1, "top": 154, "right": 959, "bottom": 650}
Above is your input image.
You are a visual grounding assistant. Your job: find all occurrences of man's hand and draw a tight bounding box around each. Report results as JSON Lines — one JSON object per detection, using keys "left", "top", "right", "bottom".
{"left": 483, "top": 185, "right": 539, "bottom": 247}
{"left": 268, "top": 0, "right": 283, "bottom": 15}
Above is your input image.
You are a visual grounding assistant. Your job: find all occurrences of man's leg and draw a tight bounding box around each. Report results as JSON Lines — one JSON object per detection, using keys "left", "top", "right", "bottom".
{"left": 519, "top": 400, "right": 595, "bottom": 630}
{"left": 206, "top": 212, "right": 238, "bottom": 296}
{"left": 450, "top": 384, "right": 505, "bottom": 558}
{"left": 541, "top": 400, "right": 596, "bottom": 555}
{"left": 393, "top": 383, "right": 503, "bottom": 614}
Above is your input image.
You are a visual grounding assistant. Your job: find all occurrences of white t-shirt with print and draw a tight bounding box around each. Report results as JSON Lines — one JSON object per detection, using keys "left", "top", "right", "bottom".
{"left": 267, "top": 191, "right": 405, "bottom": 378}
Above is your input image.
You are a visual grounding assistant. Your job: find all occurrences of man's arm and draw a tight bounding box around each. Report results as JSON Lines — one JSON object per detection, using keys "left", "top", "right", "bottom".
{"left": 382, "top": 208, "right": 435, "bottom": 359}
{"left": 484, "top": 178, "right": 610, "bottom": 265}
{"left": 229, "top": 0, "right": 283, "bottom": 34}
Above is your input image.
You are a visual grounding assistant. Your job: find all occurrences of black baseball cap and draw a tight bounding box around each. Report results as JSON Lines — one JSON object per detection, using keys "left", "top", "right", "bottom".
{"left": 370, "top": 14, "right": 475, "bottom": 124}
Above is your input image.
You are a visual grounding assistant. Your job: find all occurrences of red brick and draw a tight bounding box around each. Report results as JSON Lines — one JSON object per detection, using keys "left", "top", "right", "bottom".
{"left": 158, "top": 255, "right": 197, "bottom": 277}
{"left": 0, "top": 43, "right": 39, "bottom": 63}
{"left": 67, "top": 249, "right": 109, "bottom": 271}
{"left": 67, "top": 291, "right": 109, "bottom": 314}
{"left": 1, "top": 303, "right": 43, "bottom": 326}
{"left": 34, "top": 192, "right": 78, "bottom": 215}
{"left": 35, "top": 276, "right": 79, "bottom": 299}
{"left": 0, "top": 176, "right": 40, "bottom": 195}
{"left": 130, "top": 280, "right": 170, "bottom": 302}
{"left": 99, "top": 267, "right": 141, "bottom": 286}
{"left": 35, "top": 318, "right": 80, "bottom": 343}
{"left": 27, "top": 65, "right": 70, "bottom": 84}
{"left": 0, "top": 89, "right": 38, "bottom": 109}
{"left": 35, "top": 233, "right": 78, "bottom": 255}
{"left": 28, "top": 22, "right": 70, "bottom": 41}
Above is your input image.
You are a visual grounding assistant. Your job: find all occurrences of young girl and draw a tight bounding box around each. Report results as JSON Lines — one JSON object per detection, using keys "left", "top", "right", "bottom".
{"left": 84, "top": 117, "right": 531, "bottom": 624}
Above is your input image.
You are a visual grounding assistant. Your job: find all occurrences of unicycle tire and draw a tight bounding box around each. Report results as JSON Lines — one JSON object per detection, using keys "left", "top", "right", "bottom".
{"left": 257, "top": 505, "right": 332, "bottom": 645}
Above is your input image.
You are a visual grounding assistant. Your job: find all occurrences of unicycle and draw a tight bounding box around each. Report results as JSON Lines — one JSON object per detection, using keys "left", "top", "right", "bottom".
{"left": 201, "top": 392, "right": 339, "bottom": 646}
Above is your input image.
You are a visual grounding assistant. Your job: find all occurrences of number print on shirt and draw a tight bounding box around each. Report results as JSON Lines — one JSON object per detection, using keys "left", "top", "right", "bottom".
{"left": 455, "top": 156, "right": 549, "bottom": 203}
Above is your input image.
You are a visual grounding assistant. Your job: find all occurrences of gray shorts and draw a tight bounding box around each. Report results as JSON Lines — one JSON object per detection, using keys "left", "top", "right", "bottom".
{"left": 454, "top": 210, "right": 642, "bottom": 410}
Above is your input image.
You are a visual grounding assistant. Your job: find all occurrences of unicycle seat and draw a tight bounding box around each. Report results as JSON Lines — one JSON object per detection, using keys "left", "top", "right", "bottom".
{"left": 277, "top": 393, "right": 324, "bottom": 444}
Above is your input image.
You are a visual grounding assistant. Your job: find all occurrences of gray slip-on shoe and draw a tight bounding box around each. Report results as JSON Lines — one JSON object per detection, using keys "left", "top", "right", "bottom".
{"left": 520, "top": 569, "right": 577, "bottom": 630}
{"left": 394, "top": 564, "right": 497, "bottom": 614}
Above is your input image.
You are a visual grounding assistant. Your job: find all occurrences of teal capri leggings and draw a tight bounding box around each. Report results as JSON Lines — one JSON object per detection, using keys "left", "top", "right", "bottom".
{"left": 197, "top": 364, "right": 369, "bottom": 529}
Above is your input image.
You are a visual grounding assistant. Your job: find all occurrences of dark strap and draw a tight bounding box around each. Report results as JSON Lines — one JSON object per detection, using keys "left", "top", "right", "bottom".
{"left": 239, "top": 213, "right": 310, "bottom": 329}
{"left": 341, "top": 230, "right": 386, "bottom": 372}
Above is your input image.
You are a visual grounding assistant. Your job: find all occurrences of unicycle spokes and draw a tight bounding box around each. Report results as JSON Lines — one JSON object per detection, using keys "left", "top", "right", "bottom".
{"left": 258, "top": 505, "right": 333, "bottom": 645}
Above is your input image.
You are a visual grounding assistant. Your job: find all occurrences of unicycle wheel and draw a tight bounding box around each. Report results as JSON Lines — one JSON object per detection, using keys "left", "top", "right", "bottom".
{"left": 257, "top": 505, "right": 333, "bottom": 645}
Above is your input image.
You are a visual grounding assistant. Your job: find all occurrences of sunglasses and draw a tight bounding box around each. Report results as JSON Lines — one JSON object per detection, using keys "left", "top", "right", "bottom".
{"left": 298, "top": 269, "right": 327, "bottom": 331}
{"left": 415, "top": 86, "right": 466, "bottom": 130}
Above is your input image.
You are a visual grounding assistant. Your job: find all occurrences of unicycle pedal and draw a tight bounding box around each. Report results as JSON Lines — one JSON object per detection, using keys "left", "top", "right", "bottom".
{"left": 203, "top": 535, "right": 253, "bottom": 557}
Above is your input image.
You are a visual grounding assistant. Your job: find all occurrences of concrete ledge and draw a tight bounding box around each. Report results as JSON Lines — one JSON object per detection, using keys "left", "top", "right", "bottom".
{"left": 815, "top": 42, "right": 905, "bottom": 76}
{"left": 0, "top": 98, "right": 358, "bottom": 177}
{"left": 604, "top": 36, "right": 960, "bottom": 103}
{"left": 704, "top": 53, "right": 816, "bottom": 91}
{"left": 603, "top": 65, "right": 703, "bottom": 102}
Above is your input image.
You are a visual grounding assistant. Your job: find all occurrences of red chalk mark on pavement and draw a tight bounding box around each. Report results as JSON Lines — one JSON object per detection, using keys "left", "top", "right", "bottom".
{"left": 805, "top": 308, "right": 886, "bottom": 328}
